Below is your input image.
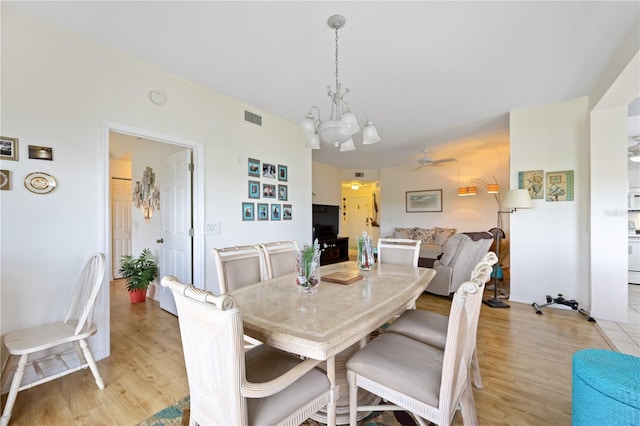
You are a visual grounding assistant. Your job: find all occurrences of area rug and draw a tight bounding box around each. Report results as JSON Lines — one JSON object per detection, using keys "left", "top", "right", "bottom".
{"left": 137, "top": 395, "right": 421, "bottom": 426}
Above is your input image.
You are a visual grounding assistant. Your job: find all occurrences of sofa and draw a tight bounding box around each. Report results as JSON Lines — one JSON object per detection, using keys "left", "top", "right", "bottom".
{"left": 391, "top": 227, "right": 457, "bottom": 267}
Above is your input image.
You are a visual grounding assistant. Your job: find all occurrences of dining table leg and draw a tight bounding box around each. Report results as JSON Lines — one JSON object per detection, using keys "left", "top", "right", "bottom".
{"left": 326, "top": 356, "right": 337, "bottom": 426}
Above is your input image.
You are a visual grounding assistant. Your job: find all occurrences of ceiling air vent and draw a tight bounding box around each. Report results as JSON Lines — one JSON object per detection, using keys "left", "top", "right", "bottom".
{"left": 354, "top": 172, "right": 365, "bottom": 177}
{"left": 244, "top": 110, "right": 262, "bottom": 126}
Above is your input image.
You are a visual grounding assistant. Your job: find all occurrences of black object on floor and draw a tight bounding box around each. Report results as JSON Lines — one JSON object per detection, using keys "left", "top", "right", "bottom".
{"left": 532, "top": 294, "right": 596, "bottom": 322}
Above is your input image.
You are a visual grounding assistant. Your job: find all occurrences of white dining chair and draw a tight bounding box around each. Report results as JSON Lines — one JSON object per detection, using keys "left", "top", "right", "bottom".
{"left": 377, "top": 238, "right": 421, "bottom": 266}
{"left": 347, "top": 279, "right": 483, "bottom": 426}
{"left": 0, "top": 253, "right": 106, "bottom": 426}
{"left": 212, "top": 244, "right": 266, "bottom": 293}
{"left": 212, "top": 244, "right": 267, "bottom": 349}
{"left": 161, "top": 275, "right": 332, "bottom": 426}
{"left": 260, "top": 240, "right": 299, "bottom": 279}
{"left": 385, "top": 251, "right": 498, "bottom": 388}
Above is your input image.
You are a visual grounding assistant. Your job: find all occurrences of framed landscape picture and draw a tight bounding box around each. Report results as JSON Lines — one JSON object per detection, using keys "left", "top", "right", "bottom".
{"left": 406, "top": 189, "right": 443, "bottom": 212}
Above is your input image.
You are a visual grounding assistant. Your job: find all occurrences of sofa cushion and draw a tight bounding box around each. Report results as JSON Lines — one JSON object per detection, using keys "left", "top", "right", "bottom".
{"left": 419, "top": 243, "right": 444, "bottom": 260}
{"left": 393, "top": 227, "right": 413, "bottom": 239}
{"left": 413, "top": 227, "right": 436, "bottom": 244}
{"left": 434, "top": 227, "right": 456, "bottom": 246}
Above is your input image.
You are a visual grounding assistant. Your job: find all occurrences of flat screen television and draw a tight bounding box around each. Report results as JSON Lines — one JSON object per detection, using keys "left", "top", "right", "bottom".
{"left": 312, "top": 204, "right": 339, "bottom": 241}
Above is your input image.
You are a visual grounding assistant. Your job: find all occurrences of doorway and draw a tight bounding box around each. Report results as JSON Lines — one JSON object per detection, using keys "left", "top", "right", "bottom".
{"left": 100, "top": 120, "right": 205, "bottom": 357}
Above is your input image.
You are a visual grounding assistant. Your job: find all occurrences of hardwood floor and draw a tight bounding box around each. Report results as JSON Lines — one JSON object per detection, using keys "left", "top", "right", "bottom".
{"left": 1, "top": 280, "right": 612, "bottom": 425}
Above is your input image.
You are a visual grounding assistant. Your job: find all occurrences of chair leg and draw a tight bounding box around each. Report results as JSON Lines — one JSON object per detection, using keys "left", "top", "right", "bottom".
{"left": 78, "top": 339, "right": 105, "bottom": 390}
{"left": 1, "top": 354, "right": 28, "bottom": 426}
{"left": 348, "top": 371, "right": 358, "bottom": 426}
{"left": 471, "top": 348, "right": 483, "bottom": 389}
{"left": 459, "top": 384, "right": 478, "bottom": 426}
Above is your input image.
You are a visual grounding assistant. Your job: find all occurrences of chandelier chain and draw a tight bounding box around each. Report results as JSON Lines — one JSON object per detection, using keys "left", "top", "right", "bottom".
{"left": 335, "top": 26, "right": 340, "bottom": 91}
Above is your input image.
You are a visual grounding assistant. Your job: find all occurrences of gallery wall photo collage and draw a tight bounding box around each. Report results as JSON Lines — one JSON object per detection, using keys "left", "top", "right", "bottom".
{"left": 243, "top": 157, "right": 292, "bottom": 221}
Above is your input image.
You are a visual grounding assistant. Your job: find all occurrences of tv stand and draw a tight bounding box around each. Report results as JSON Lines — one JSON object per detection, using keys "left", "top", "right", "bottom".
{"left": 318, "top": 237, "right": 349, "bottom": 265}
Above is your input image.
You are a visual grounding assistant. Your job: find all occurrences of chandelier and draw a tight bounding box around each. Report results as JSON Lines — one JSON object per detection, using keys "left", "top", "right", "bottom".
{"left": 301, "top": 15, "right": 380, "bottom": 151}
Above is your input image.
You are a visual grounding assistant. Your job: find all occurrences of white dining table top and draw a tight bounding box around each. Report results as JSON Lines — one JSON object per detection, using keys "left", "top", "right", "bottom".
{"left": 231, "top": 261, "right": 436, "bottom": 360}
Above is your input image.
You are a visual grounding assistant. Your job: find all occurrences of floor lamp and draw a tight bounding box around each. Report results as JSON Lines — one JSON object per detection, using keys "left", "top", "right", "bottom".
{"left": 483, "top": 189, "right": 533, "bottom": 308}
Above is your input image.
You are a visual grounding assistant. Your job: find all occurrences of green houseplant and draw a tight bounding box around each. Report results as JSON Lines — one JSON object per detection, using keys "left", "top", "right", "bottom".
{"left": 119, "top": 248, "right": 158, "bottom": 303}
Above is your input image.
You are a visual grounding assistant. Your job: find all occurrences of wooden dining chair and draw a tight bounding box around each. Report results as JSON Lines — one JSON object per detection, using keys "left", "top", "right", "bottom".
{"left": 347, "top": 279, "right": 483, "bottom": 426}
{"left": 212, "top": 244, "right": 267, "bottom": 349}
{"left": 260, "top": 240, "right": 299, "bottom": 279}
{"left": 161, "top": 275, "right": 332, "bottom": 426}
{"left": 385, "top": 251, "right": 498, "bottom": 389}
{"left": 0, "top": 253, "right": 106, "bottom": 426}
{"left": 377, "top": 238, "right": 422, "bottom": 266}
{"left": 212, "top": 244, "right": 266, "bottom": 293}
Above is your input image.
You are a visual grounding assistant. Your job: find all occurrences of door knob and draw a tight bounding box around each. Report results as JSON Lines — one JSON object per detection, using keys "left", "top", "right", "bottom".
{"left": 156, "top": 238, "right": 164, "bottom": 244}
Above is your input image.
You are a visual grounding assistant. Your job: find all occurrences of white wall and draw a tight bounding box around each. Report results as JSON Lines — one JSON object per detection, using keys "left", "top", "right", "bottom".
{"left": 379, "top": 148, "right": 510, "bottom": 238}
{"left": 0, "top": 7, "right": 312, "bottom": 363}
{"left": 312, "top": 161, "right": 342, "bottom": 206}
{"left": 509, "top": 97, "right": 590, "bottom": 307}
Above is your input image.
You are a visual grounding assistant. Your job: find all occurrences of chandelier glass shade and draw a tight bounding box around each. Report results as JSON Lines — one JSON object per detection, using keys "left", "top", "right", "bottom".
{"left": 302, "top": 15, "right": 380, "bottom": 151}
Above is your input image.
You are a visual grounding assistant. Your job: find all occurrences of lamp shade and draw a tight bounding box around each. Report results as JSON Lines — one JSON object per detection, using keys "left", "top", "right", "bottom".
{"left": 362, "top": 121, "right": 381, "bottom": 144}
{"left": 458, "top": 187, "right": 468, "bottom": 196}
{"left": 340, "top": 138, "right": 356, "bottom": 151}
{"left": 502, "top": 189, "right": 533, "bottom": 210}
{"left": 309, "top": 132, "right": 320, "bottom": 150}
{"left": 466, "top": 186, "right": 477, "bottom": 195}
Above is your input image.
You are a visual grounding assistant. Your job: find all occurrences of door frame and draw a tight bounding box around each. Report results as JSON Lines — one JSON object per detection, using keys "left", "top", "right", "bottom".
{"left": 100, "top": 120, "right": 205, "bottom": 357}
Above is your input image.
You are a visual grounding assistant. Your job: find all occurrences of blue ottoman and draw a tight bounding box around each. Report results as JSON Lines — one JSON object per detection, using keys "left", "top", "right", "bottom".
{"left": 572, "top": 349, "right": 640, "bottom": 425}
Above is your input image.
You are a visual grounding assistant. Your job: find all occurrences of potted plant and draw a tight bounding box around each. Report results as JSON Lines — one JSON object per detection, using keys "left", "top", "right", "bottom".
{"left": 119, "top": 248, "right": 158, "bottom": 304}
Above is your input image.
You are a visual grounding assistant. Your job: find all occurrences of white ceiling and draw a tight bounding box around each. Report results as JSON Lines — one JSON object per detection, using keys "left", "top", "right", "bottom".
{"left": 7, "top": 1, "right": 639, "bottom": 169}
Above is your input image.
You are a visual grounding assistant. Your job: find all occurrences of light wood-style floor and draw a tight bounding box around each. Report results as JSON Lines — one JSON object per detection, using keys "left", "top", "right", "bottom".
{"left": 1, "top": 279, "right": 612, "bottom": 425}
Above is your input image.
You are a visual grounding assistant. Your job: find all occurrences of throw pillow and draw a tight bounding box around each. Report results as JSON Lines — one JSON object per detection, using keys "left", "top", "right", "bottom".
{"left": 393, "top": 227, "right": 412, "bottom": 239}
{"left": 439, "top": 236, "right": 462, "bottom": 265}
{"left": 413, "top": 227, "right": 436, "bottom": 244}
{"left": 434, "top": 227, "right": 456, "bottom": 246}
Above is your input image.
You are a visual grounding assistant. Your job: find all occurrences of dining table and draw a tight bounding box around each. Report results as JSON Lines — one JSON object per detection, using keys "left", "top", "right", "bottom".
{"left": 231, "top": 260, "right": 436, "bottom": 425}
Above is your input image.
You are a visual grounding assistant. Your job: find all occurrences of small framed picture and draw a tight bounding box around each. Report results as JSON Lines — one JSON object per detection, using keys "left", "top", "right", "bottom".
{"left": 242, "top": 202, "right": 255, "bottom": 221}
{"left": 257, "top": 203, "right": 269, "bottom": 221}
{"left": 283, "top": 204, "right": 292, "bottom": 220}
{"left": 278, "top": 165, "right": 288, "bottom": 182}
{"left": 263, "top": 162, "right": 276, "bottom": 178}
{"left": 271, "top": 203, "right": 281, "bottom": 221}
{"left": 518, "top": 170, "right": 544, "bottom": 200}
{"left": 28, "top": 145, "right": 53, "bottom": 161}
{"left": 278, "top": 184, "right": 288, "bottom": 201}
{"left": 248, "top": 158, "right": 260, "bottom": 177}
{"left": 546, "top": 170, "right": 574, "bottom": 202}
{"left": 248, "top": 180, "right": 260, "bottom": 199}
{"left": 0, "top": 136, "right": 19, "bottom": 161}
{"left": 263, "top": 183, "right": 276, "bottom": 198}
{"left": 0, "top": 169, "right": 10, "bottom": 190}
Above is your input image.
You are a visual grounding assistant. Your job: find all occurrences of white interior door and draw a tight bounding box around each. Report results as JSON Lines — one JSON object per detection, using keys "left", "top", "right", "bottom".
{"left": 157, "top": 148, "right": 193, "bottom": 315}
{"left": 111, "top": 178, "right": 132, "bottom": 279}
{"left": 347, "top": 196, "right": 371, "bottom": 250}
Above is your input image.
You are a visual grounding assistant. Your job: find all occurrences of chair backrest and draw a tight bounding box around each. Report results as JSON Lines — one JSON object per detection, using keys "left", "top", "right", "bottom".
{"left": 439, "top": 280, "right": 484, "bottom": 418}
{"left": 212, "top": 245, "right": 266, "bottom": 293}
{"left": 64, "top": 253, "right": 106, "bottom": 336}
{"left": 260, "top": 240, "right": 299, "bottom": 279}
{"left": 161, "top": 275, "right": 247, "bottom": 425}
{"left": 377, "top": 238, "right": 421, "bottom": 266}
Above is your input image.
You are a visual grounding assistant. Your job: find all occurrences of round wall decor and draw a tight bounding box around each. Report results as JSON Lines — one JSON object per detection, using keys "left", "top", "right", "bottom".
{"left": 24, "top": 172, "right": 57, "bottom": 194}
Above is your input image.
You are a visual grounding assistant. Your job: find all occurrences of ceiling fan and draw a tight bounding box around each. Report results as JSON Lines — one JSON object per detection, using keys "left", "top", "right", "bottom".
{"left": 415, "top": 150, "right": 456, "bottom": 170}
